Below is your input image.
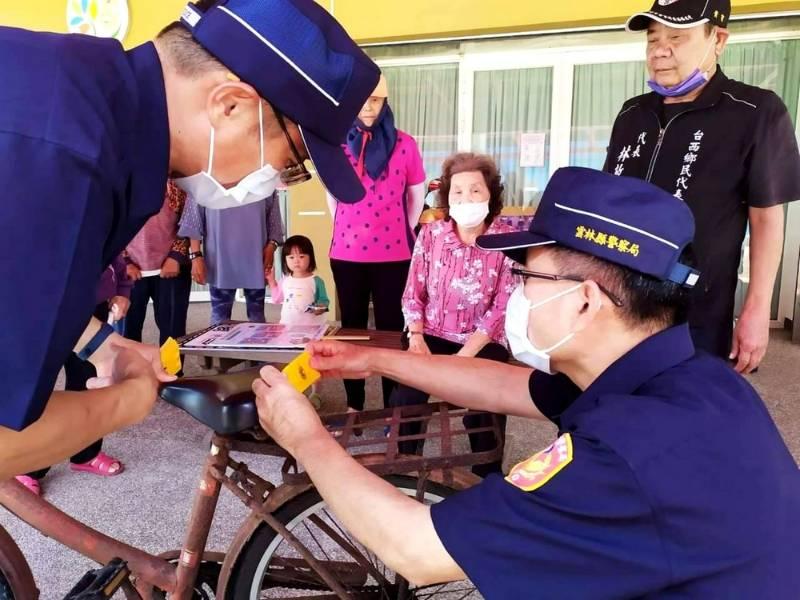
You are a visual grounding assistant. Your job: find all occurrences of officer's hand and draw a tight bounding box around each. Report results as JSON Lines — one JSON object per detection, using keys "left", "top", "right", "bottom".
{"left": 308, "top": 341, "right": 373, "bottom": 380}
{"left": 161, "top": 257, "right": 180, "bottom": 279}
{"left": 730, "top": 308, "right": 769, "bottom": 374}
{"left": 88, "top": 333, "right": 177, "bottom": 387}
{"left": 88, "top": 345, "right": 159, "bottom": 427}
{"left": 126, "top": 264, "right": 142, "bottom": 281}
{"left": 253, "top": 366, "right": 325, "bottom": 456}
{"left": 408, "top": 335, "right": 431, "bottom": 355}
{"left": 192, "top": 257, "right": 207, "bottom": 286}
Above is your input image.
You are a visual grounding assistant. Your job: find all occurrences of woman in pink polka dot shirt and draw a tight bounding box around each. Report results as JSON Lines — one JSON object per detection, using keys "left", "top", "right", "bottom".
{"left": 327, "top": 75, "right": 427, "bottom": 414}
{"left": 392, "top": 152, "right": 517, "bottom": 476}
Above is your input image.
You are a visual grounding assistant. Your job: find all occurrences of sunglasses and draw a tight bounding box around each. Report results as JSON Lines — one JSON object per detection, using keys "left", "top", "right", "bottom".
{"left": 511, "top": 267, "right": 624, "bottom": 307}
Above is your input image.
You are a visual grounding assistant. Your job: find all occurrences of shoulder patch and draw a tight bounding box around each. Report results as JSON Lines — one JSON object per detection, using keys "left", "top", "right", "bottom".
{"left": 505, "top": 433, "right": 573, "bottom": 492}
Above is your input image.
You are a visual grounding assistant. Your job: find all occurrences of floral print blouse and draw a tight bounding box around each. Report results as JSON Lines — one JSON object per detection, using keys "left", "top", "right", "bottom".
{"left": 402, "top": 218, "right": 517, "bottom": 346}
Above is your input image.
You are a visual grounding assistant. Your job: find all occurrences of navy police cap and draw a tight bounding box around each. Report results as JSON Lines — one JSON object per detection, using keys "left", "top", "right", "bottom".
{"left": 180, "top": 0, "right": 380, "bottom": 203}
{"left": 478, "top": 167, "right": 700, "bottom": 288}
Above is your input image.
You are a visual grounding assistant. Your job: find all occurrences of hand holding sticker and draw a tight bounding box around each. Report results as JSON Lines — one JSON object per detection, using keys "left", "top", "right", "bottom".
{"left": 282, "top": 351, "right": 321, "bottom": 393}
{"left": 160, "top": 337, "right": 182, "bottom": 376}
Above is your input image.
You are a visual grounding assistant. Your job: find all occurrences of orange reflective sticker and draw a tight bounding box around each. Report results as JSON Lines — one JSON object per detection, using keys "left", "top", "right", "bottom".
{"left": 505, "top": 433, "right": 573, "bottom": 492}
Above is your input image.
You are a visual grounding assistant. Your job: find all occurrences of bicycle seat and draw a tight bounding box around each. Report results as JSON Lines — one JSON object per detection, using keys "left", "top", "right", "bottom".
{"left": 159, "top": 368, "right": 261, "bottom": 434}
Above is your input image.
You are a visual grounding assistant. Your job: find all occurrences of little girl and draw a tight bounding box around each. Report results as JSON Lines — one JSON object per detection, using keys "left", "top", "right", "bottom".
{"left": 267, "top": 235, "right": 330, "bottom": 327}
{"left": 267, "top": 235, "right": 329, "bottom": 407}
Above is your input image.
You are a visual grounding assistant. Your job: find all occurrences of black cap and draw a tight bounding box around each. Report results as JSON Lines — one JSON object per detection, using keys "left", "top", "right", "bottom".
{"left": 627, "top": 0, "right": 731, "bottom": 32}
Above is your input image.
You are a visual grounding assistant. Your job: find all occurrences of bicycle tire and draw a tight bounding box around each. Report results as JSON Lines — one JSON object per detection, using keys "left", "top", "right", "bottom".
{"left": 0, "top": 572, "right": 13, "bottom": 600}
{"left": 0, "top": 525, "right": 35, "bottom": 600}
{"left": 225, "top": 474, "right": 480, "bottom": 600}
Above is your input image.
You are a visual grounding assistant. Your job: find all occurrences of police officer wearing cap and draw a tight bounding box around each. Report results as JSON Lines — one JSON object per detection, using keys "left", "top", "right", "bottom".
{"left": 604, "top": 0, "right": 800, "bottom": 374}
{"left": 252, "top": 167, "right": 800, "bottom": 598}
{"left": 0, "top": 0, "right": 379, "bottom": 480}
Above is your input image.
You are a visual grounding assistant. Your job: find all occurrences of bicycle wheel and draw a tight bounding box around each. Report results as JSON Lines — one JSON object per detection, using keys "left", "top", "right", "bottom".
{"left": 0, "top": 572, "right": 13, "bottom": 600}
{"left": 226, "top": 474, "right": 481, "bottom": 599}
{"left": 0, "top": 526, "right": 36, "bottom": 600}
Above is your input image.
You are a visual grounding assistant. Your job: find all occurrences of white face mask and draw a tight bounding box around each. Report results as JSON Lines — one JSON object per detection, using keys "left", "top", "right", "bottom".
{"left": 173, "top": 102, "right": 280, "bottom": 210}
{"left": 449, "top": 201, "right": 490, "bottom": 228}
{"left": 504, "top": 283, "right": 581, "bottom": 374}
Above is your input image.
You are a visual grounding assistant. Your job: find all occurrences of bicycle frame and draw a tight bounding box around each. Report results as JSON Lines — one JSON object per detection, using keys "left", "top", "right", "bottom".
{"left": 0, "top": 403, "right": 501, "bottom": 599}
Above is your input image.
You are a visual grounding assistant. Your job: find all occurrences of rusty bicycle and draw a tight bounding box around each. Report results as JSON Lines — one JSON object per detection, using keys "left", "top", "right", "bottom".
{"left": 0, "top": 367, "right": 501, "bottom": 599}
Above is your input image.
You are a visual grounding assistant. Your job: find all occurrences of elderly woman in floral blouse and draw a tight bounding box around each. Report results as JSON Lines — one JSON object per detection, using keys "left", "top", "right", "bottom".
{"left": 392, "top": 152, "right": 517, "bottom": 476}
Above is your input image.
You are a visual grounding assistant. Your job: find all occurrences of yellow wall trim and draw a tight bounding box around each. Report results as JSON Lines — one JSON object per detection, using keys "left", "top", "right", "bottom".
{"left": 334, "top": 1, "right": 800, "bottom": 44}
{"left": 3, "top": 1, "right": 799, "bottom": 49}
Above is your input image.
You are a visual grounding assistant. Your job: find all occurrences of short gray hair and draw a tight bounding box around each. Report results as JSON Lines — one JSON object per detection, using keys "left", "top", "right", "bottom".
{"left": 157, "top": 3, "right": 225, "bottom": 78}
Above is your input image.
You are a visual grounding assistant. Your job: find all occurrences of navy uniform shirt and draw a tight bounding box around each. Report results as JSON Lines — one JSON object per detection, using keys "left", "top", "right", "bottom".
{"left": 603, "top": 69, "right": 800, "bottom": 357}
{"left": 0, "top": 27, "right": 169, "bottom": 430}
{"left": 430, "top": 325, "right": 800, "bottom": 599}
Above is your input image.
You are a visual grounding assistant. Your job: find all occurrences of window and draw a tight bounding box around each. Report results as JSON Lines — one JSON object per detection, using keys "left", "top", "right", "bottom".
{"left": 471, "top": 67, "right": 553, "bottom": 207}
{"left": 382, "top": 63, "right": 459, "bottom": 183}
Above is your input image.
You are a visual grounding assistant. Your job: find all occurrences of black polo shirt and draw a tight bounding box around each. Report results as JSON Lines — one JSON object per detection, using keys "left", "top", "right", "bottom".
{"left": 603, "top": 69, "right": 800, "bottom": 356}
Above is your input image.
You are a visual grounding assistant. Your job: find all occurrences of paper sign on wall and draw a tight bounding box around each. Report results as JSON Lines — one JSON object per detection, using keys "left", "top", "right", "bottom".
{"left": 520, "top": 132, "right": 546, "bottom": 168}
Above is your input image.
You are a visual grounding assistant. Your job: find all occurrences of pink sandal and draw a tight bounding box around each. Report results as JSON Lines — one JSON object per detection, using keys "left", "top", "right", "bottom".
{"left": 70, "top": 452, "right": 124, "bottom": 477}
{"left": 14, "top": 475, "right": 41, "bottom": 496}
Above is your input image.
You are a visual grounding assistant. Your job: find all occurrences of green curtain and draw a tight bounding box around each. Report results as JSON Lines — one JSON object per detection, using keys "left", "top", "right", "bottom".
{"left": 472, "top": 67, "right": 553, "bottom": 208}
{"left": 570, "top": 61, "right": 648, "bottom": 169}
{"left": 720, "top": 39, "right": 800, "bottom": 125}
{"left": 382, "top": 63, "right": 459, "bottom": 184}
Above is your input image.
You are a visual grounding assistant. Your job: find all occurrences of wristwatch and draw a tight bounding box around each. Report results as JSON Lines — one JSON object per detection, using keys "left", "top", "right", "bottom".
{"left": 189, "top": 251, "right": 204, "bottom": 260}
{"left": 407, "top": 331, "right": 423, "bottom": 340}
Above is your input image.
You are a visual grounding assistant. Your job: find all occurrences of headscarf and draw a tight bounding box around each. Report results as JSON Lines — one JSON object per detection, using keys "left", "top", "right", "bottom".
{"left": 346, "top": 101, "right": 397, "bottom": 181}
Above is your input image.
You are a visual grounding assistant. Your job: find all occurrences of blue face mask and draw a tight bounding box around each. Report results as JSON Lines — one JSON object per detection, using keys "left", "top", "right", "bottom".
{"left": 647, "top": 27, "right": 718, "bottom": 98}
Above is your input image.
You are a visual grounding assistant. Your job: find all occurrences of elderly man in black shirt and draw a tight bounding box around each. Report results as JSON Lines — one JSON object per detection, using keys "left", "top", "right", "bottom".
{"left": 604, "top": 0, "right": 800, "bottom": 373}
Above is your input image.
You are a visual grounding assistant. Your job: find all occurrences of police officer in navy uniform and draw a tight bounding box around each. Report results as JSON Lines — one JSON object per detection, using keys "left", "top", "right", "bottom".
{"left": 604, "top": 0, "right": 800, "bottom": 373}
{"left": 252, "top": 167, "right": 800, "bottom": 599}
{"left": 0, "top": 0, "right": 379, "bottom": 480}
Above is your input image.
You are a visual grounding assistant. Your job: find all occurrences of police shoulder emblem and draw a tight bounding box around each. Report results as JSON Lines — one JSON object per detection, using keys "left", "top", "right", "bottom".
{"left": 506, "top": 433, "right": 573, "bottom": 492}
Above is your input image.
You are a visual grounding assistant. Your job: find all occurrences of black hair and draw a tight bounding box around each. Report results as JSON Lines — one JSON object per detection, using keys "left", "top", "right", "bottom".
{"left": 281, "top": 235, "right": 317, "bottom": 276}
{"left": 548, "top": 244, "right": 696, "bottom": 330}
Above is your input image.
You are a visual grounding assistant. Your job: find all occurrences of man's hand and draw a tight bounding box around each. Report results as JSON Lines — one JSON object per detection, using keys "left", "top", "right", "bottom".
{"left": 263, "top": 244, "right": 276, "bottom": 282}
{"left": 266, "top": 266, "right": 278, "bottom": 287}
{"left": 90, "top": 346, "right": 160, "bottom": 427}
{"left": 192, "top": 257, "right": 207, "bottom": 285}
{"left": 126, "top": 264, "right": 142, "bottom": 281}
{"left": 252, "top": 366, "right": 326, "bottom": 456}
{"left": 161, "top": 257, "right": 180, "bottom": 279}
{"left": 108, "top": 296, "right": 130, "bottom": 322}
{"left": 308, "top": 341, "right": 375, "bottom": 379}
{"left": 408, "top": 335, "right": 431, "bottom": 355}
{"left": 731, "top": 307, "right": 770, "bottom": 374}
{"left": 88, "top": 333, "right": 176, "bottom": 387}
